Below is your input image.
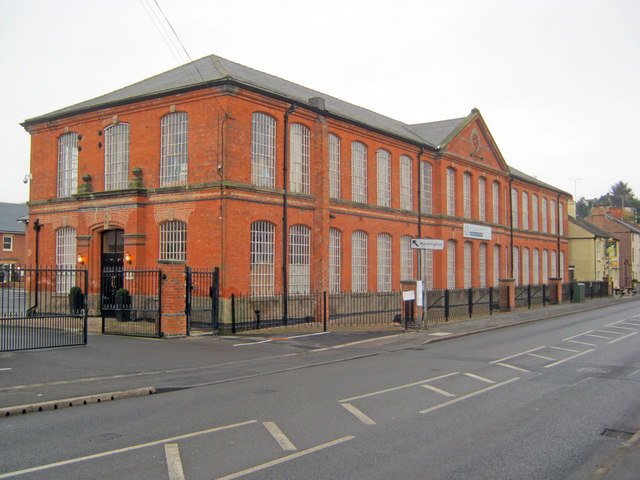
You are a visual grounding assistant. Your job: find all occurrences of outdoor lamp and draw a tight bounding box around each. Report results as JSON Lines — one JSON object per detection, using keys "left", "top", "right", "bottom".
{"left": 125, "top": 252, "right": 132, "bottom": 264}
{"left": 77, "top": 254, "right": 85, "bottom": 265}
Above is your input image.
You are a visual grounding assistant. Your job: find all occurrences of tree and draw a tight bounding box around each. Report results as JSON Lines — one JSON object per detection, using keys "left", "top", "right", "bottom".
{"left": 575, "top": 197, "right": 591, "bottom": 219}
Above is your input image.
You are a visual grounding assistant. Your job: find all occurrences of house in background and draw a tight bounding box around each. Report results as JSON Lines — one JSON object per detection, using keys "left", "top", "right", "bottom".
{"left": 0, "top": 202, "right": 28, "bottom": 283}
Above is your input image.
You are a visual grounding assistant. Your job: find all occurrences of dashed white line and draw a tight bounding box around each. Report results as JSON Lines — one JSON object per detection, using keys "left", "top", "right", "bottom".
{"left": 164, "top": 444, "right": 186, "bottom": 480}
{"left": 420, "top": 377, "right": 520, "bottom": 414}
{"left": 0, "top": 368, "right": 11, "bottom": 372}
{"left": 585, "top": 333, "right": 614, "bottom": 340}
{"left": 528, "top": 353, "right": 556, "bottom": 361}
{"left": 549, "top": 346, "right": 579, "bottom": 353}
{"left": 263, "top": 422, "right": 297, "bottom": 451}
{"left": 544, "top": 349, "right": 594, "bottom": 368}
{"left": 608, "top": 331, "right": 638, "bottom": 344}
{"left": 600, "top": 330, "right": 627, "bottom": 335}
{"left": 566, "top": 340, "right": 597, "bottom": 347}
{"left": 463, "top": 373, "right": 496, "bottom": 384}
{"left": 233, "top": 339, "right": 272, "bottom": 347}
{"left": 422, "top": 384, "right": 456, "bottom": 397}
{"left": 214, "top": 436, "right": 355, "bottom": 480}
{"left": 341, "top": 403, "right": 376, "bottom": 425}
{"left": 287, "top": 332, "right": 330, "bottom": 340}
{"left": 563, "top": 330, "right": 594, "bottom": 342}
{"left": 496, "top": 362, "right": 530, "bottom": 372}
{"left": 339, "top": 372, "right": 459, "bottom": 403}
{"left": 491, "top": 346, "right": 546, "bottom": 364}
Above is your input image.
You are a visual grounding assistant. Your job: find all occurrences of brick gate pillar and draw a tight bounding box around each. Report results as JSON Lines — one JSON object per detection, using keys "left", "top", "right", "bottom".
{"left": 549, "top": 277, "right": 563, "bottom": 304}
{"left": 159, "top": 262, "right": 187, "bottom": 336}
{"left": 499, "top": 278, "right": 515, "bottom": 312}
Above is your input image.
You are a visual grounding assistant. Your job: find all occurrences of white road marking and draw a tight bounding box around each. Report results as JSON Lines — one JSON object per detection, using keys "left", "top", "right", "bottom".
{"left": 496, "top": 362, "right": 530, "bottom": 372}
{"left": 549, "top": 346, "right": 579, "bottom": 353}
{"left": 287, "top": 332, "right": 330, "bottom": 340}
{"left": 563, "top": 330, "right": 594, "bottom": 341}
{"left": 585, "top": 333, "right": 614, "bottom": 340}
{"left": 214, "top": 435, "right": 355, "bottom": 480}
{"left": 0, "top": 368, "right": 11, "bottom": 372}
{"left": 0, "top": 420, "right": 257, "bottom": 479}
{"left": 633, "top": 314, "right": 640, "bottom": 318}
{"left": 233, "top": 339, "right": 272, "bottom": 347}
{"left": 463, "top": 373, "right": 496, "bottom": 384}
{"left": 428, "top": 332, "right": 453, "bottom": 337}
{"left": 341, "top": 403, "right": 376, "bottom": 425}
{"left": 527, "top": 353, "right": 556, "bottom": 361}
{"left": 608, "top": 331, "right": 638, "bottom": 344}
{"left": 491, "top": 346, "right": 545, "bottom": 364}
{"left": 164, "top": 444, "right": 185, "bottom": 480}
{"left": 544, "top": 349, "right": 594, "bottom": 368}
{"left": 339, "top": 372, "right": 459, "bottom": 403}
{"left": 604, "top": 325, "right": 637, "bottom": 331}
{"left": 311, "top": 333, "right": 405, "bottom": 352}
{"left": 263, "top": 422, "right": 297, "bottom": 451}
{"left": 421, "top": 384, "right": 456, "bottom": 397}
{"left": 566, "top": 340, "right": 597, "bottom": 346}
{"left": 600, "top": 330, "right": 626, "bottom": 335}
{"left": 420, "top": 377, "right": 520, "bottom": 414}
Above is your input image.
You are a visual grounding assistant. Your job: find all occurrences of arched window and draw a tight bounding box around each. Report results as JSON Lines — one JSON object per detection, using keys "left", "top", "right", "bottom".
{"left": 463, "top": 172, "right": 471, "bottom": 219}
{"left": 104, "top": 123, "right": 130, "bottom": 191}
{"left": 479, "top": 243, "right": 487, "bottom": 287}
{"left": 377, "top": 233, "right": 392, "bottom": 292}
{"left": 447, "top": 240, "right": 456, "bottom": 289}
{"left": 56, "top": 227, "right": 76, "bottom": 293}
{"left": 559, "top": 203, "right": 564, "bottom": 235}
{"left": 352, "top": 231, "right": 368, "bottom": 292}
{"left": 513, "top": 246, "right": 520, "bottom": 286}
{"left": 351, "top": 142, "right": 367, "bottom": 203}
{"left": 251, "top": 113, "right": 276, "bottom": 188}
{"left": 250, "top": 221, "right": 275, "bottom": 296}
{"left": 289, "top": 225, "right": 311, "bottom": 294}
{"left": 551, "top": 250, "right": 557, "bottom": 278}
{"left": 522, "top": 192, "right": 529, "bottom": 230}
{"left": 522, "top": 247, "right": 530, "bottom": 286}
{"left": 541, "top": 198, "right": 548, "bottom": 233}
{"left": 492, "top": 181, "right": 500, "bottom": 224}
{"left": 400, "top": 155, "right": 413, "bottom": 210}
{"left": 420, "top": 162, "right": 433, "bottom": 214}
{"left": 401, "top": 235, "right": 413, "bottom": 281}
{"left": 511, "top": 188, "right": 519, "bottom": 229}
{"left": 160, "top": 112, "right": 188, "bottom": 187}
{"left": 329, "top": 228, "right": 341, "bottom": 293}
{"left": 542, "top": 250, "right": 549, "bottom": 283}
{"left": 57, "top": 133, "right": 78, "bottom": 198}
{"left": 493, "top": 244, "right": 500, "bottom": 287}
{"left": 159, "top": 220, "right": 187, "bottom": 262}
{"left": 377, "top": 149, "right": 391, "bottom": 207}
{"left": 447, "top": 168, "right": 456, "bottom": 216}
{"left": 478, "top": 177, "right": 486, "bottom": 221}
{"left": 329, "top": 134, "right": 341, "bottom": 199}
{"left": 290, "top": 123, "right": 310, "bottom": 194}
{"left": 464, "top": 241, "right": 472, "bottom": 288}
{"left": 533, "top": 249, "right": 540, "bottom": 285}
{"left": 532, "top": 194, "right": 539, "bottom": 231}
{"left": 550, "top": 200, "right": 557, "bottom": 235}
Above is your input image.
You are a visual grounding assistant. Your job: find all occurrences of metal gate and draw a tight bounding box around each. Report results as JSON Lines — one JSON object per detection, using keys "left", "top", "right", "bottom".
{"left": 185, "top": 267, "right": 219, "bottom": 335}
{"left": 1, "top": 267, "right": 88, "bottom": 351}
{"left": 101, "top": 267, "right": 163, "bottom": 337}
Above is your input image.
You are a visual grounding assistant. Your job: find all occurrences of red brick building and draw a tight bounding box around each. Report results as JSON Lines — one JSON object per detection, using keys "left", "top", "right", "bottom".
{"left": 21, "top": 55, "right": 570, "bottom": 322}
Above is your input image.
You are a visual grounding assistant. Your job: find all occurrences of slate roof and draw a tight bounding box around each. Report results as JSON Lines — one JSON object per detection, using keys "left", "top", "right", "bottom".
{"left": 0, "top": 203, "right": 28, "bottom": 234}
{"left": 569, "top": 216, "right": 616, "bottom": 239}
{"left": 604, "top": 215, "right": 640, "bottom": 234}
{"left": 508, "top": 167, "right": 571, "bottom": 197}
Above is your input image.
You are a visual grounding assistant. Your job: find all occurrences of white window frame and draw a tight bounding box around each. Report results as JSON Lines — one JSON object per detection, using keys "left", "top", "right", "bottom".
{"left": 57, "top": 133, "right": 78, "bottom": 198}
{"left": 522, "top": 247, "right": 530, "bottom": 286}
{"left": 550, "top": 200, "right": 557, "bottom": 235}
{"left": 290, "top": 123, "right": 310, "bottom": 194}
{"left": 160, "top": 112, "right": 188, "bottom": 187}
{"left": 560, "top": 251, "right": 565, "bottom": 281}
{"left": 250, "top": 221, "right": 275, "bottom": 296}
{"left": 464, "top": 241, "right": 472, "bottom": 288}
{"left": 351, "top": 142, "right": 367, "bottom": 203}
{"left": 289, "top": 224, "right": 311, "bottom": 294}
{"left": 551, "top": 250, "right": 557, "bottom": 278}
{"left": 329, "top": 134, "right": 341, "bottom": 199}
{"left": 352, "top": 231, "right": 368, "bottom": 292}
{"left": 447, "top": 168, "right": 456, "bottom": 216}
{"left": 104, "top": 123, "right": 130, "bottom": 191}
{"left": 377, "top": 149, "right": 391, "bottom": 207}
{"left": 478, "top": 177, "right": 486, "bottom": 222}
{"left": 2, "top": 235, "right": 12, "bottom": 251}
{"left": 513, "top": 246, "right": 520, "bottom": 286}
{"left": 447, "top": 239, "right": 456, "bottom": 289}
{"left": 401, "top": 235, "right": 413, "bottom": 281}
{"left": 420, "top": 162, "right": 433, "bottom": 214}
{"left": 532, "top": 194, "right": 539, "bottom": 231}
{"left": 558, "top": 203, "right": 564, "bottom": 236}
{"left": 541, "top": 198, "right": 548, "bottom": 233}
{"left": 329, "top": 228, "right": 341, "bottom": 293}
{"left": 493, "top": 244, "right": 500, "bottom": 286}
{"left": 522, "top": 192, "right": 529, "bottom": 230}
{"left": 400, "top": 155, "right": 413, "bottom": 210}
{"left": 55, "top": 227, "right": 76, "bottom": 293}
{"left": 542, "top": 250, "right": 549, "bottom": 283}
{"left": 377, "top": 233, "right": 392, "bottom": 292}
{"left": 463, "top": 172, "right": 471, "bottom": 219}
{"left": 251, "top": 113, "right": 277, "bottom": 188}
{"left": 533, "top": 249, "right": 540, "bottom": 285}
{"left": 511, "top": 188, "right": 518, "bottom": 229}
{"left": 479, "top": 243, "right": 487, "bottom": 287}
{"left": 493, "top": 181, "right": 500, "bottom": 224}
{"left": 159, "top": 220, "right": 187, "bottom": 262}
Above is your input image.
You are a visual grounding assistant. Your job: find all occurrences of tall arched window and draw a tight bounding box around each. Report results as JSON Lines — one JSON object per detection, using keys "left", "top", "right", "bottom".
{"left": 250, "top": 221, "right": 275, "bottom": 296}
{"left": 57, "top": 133, "right": 78, "bottom": 198}
{"left": 56, "top": 227, "right": 76, "bottom": 293}
{"left": 329, "top": 228, "right": 341, "bottom": 293}
{"left": 160, "top": 112, "right": 188, "bottom": 187}
{"left": 377, "top": 149, "right": 391, "bottom": 207}
{"left": 329, "top": 134, "right": 341, "bottom": 199}
{"left": 492, "top": 181, "right": 500, "bottom": 224}
{"left": 464, "top": 241, "right": 472, "bottom": 288}
{"left": 542, "top": 250, "right": 549, "bottom": 283}
{"left": 290, "top": 123, "right": 310, "bottom": 194}
{"left": 479, "top": 243, "right": 487, "bottom": 287}
{"left": 289, "top": 224, "right": 311, "bottom": 294}
{"left": 558, "top": 203, "right": 564, "bottom": 235}
{"left": 104, "top": 123, "right": 130, "bottom": 191}
{"left": 401, "top": 235, "right": 413, "bottom": 281}
{"left": 532, "top": 194, "right": 539, "bottom": 231}
{"left": 533, "top": 249, "right": 540, "bottom": 285}
{"left": 447, "top": 168, "right": 456, "bottom": 216}
{"left": 522, "top": 247, "right": 530, "bottom": 286}
{"left": 377, "top": 233, "right": 392, "bottom": 292}
{"left": 420, "top": 162, "right": 433, "bottom": 214}
{"left": 159, "top": 220, "right": 187, "bottom": 262}
{"left": 493, "top": 244, "right": 500, "bottom": 286}
{"left": 463, "top": 173, "right": 471, "bottom": 219}
{"left": 447, "top": 240, "right": 456, "bottom": 289}
{"left": 400, "top": 155, "right": 413, "bottom": 210}
{"left": 522, "top": 192, "right": 529, "bottom": 230}
{"left": 541, "top": 198, "right": 548, "bottom": 233}
{"left": 550, "top": 200, "right": 557, "bottom": 235}
{"left": 251, "top": 113, "right": 276, "bottom": 188}
{"left": 478, "top": 177, "right": 486, "bottom": 221}
{"left": 351, "top": 142, "right": 367, "bottom": 203}
{"left": 352, "top": 231, "right": 368, "bottom": 292}
{"left": 513, "top": 246, "right": 520, "bottom": 286}
{"left": 551, "top": 250, "right": 557, "bottom": 278}
{"left": 511, "top": 188, "right": 518, "bottom": 229}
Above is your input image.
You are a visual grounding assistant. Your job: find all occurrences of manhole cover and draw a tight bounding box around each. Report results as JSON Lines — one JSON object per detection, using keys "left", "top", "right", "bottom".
{"left": 601, "top": 428, "right": 634, "bottom": 440}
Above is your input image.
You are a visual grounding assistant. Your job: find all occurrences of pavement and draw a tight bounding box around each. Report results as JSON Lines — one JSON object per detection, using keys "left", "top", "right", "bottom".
{"left": 1, "top": 294, "right": 639, "bottom": 479}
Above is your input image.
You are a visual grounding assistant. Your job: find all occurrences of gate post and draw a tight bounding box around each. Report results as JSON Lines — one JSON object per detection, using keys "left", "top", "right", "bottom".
{"left": 499, "top": 278, "right": 516, "bottom": 312}
{"left": 159, "top": 263, "right": 187, "bottom": 336}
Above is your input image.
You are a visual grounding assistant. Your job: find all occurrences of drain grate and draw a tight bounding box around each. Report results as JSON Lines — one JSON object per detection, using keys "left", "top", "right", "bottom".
{"left": 601, "top": 428, "right": 634, "bottom": 440}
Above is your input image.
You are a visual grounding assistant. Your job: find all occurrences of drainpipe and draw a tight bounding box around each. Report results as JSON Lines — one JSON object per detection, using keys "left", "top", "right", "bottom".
{"left": 417, "top": 147, "right": 424, "bottom": 239}
{"left": 509, "top": 178, "right": 514, "bottom": 278}
{"left": 556, "top": 194, "right": 561, "bottom": 278}
{"left": 283, "top": 104, "right": 296, "bottom": 325}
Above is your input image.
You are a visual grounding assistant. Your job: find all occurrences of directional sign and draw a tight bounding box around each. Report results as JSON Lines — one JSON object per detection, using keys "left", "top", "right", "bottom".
{"left": 410, "top": 238, "right": 445, "bottom": 250}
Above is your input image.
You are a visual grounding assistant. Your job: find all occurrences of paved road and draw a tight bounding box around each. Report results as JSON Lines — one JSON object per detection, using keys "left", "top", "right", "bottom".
{"left": 0, "top": 298, "right": 638, "bottom": 479}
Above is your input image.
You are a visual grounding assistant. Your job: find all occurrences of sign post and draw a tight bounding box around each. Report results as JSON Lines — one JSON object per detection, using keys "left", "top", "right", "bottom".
{"left": 411, "top": 239, "right": 444, "bottom": 328}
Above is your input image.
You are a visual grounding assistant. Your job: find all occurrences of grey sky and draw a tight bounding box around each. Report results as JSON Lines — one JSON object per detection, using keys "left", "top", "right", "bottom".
{"left": 2, "top": 0, "right": 638, "bottom": 203}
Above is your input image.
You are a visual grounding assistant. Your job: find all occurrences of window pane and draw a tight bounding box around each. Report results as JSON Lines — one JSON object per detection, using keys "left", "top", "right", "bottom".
{"left": 421, "top": 162, "right": 433, "bottom": 214}
{"left": 447, "top": 240, "right": 456, "bottom": 289}
{"left": 463, "top": 173, "right": 471, "bottom": 219}
{"left": 57, "top": 133, "right": 78, "bottom": 198}
{"left": 401, "top": 235, "right": 413, "bottom": 281}
{"left": 479, "top": 243, "right": 487, "bottom": 287}
{"left": 447, "top": 168, "right": 455, "bottom": 216}
{"left": 160, "top": 112, "right": 188, "bottom": 187}
{"left": 329, "top": 134, "right": 341, "bottom": 199}
{"left": 289, "top": 224, "right": 310, "bottom": 294}
{"left": 400, "top": 156, "right": 413, "bottom": 210}
{"left": 352, "top": 231, "right": 368, "bottom": 292}
{"left": 464, "top": 242, "right": 472, "bottom": 288}
{"left": 377, "top": 149, "right": 391, "bottom": 207}
{"left": 251, "top": 113, "right": 276, "bottom": 188}
{"left": 290, "top": 124, "right": 310, "bottom": 194}
{"left": 351, "top": 142, "right": 367, "bottom": 203}
{"left": 159, "top": 221, "right": 187, "bottom": 262}
{"left": 251, "top": 221, "right": 275, "bottom": 296}
{"left": 377, "top": 233, "right": 392, "bottom": 292}
{"left": 56, "top": 227, "right": 76, "bottom": 293}
{"left": 478, "top": 178, "right": 486, "bottom": 222}
{"left": 104, "top": 124, "right": 129, "bottom": 191}
{"left": 329, "top": 228, "right": 341, "bottom": 293}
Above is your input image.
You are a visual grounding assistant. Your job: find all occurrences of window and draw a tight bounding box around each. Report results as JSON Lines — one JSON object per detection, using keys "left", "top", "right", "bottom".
{"left": 250, "top": 221, "right": 275, "bottom": 296}
{"left": 290, "top": 123, "right": 310, "bottom": 194}
{"left": 289, "top": 224, "right": 310, "bottom": 294}
{"left": 425, "top": 249, "right": 434, "bottom": 289}
{"left": 558, "top": 203, "right": 564, "bottom": 235}
{"left": 329, "top": 228, "right": 341, "bottom": 293}
{"left": 400, "top": 155, "right": 413, "bottom": 210}
{"left": 377, "top": 233, "right": 392, "bottom": 292}
{"left": 463, "top": 172, "right": 471, "bottom": 219}
{"left": 464, "top": 241, "right": 472, "bottom": 288}
{"left": 493, "top": 244, "right": 500, "bottom": 286}
{"left": 522, "top": 247, "right": 530, "bottom": 286}
{"left": 377, "top": 149, "right": 391, "bottom": 207}
{"left": 479, "top": 243, "right": 487, "bottom": 287}
{"left": 2, "top": 235, "right": 12, "bottom": 251}
{"left": 532, "top": 194, "right": 539, "bottom": 231}
{"left": 329, "top": 134, "right": 341, "bottom": 199}
{"left": 541, "top": 198, "right": 548, "bottom": 233}
{"left": 511, "top": 188, "right": 518, "bottom": 229}
{"left": 560, "top": 251, "right": 565, "bottom": 281}
{"left": 401, "top": 235, "right": 413, "bottom": 281}
{"left": 551, "top": 250, "right": 557, "bottom": 278}
{"left": 420, "top": 162, "right": 433, "bottom": 214}
{"left": 351, "top": 142, "right": 368, "bottom": 203}
{"left": 542, "top": 250, "right": 549, "bottom": 283}
{"left": 251, "top": 113, "right": 277, "bottom": 188}
{"left": 57, "top": 133, "right": 78, "bottom": 198}
{"left": 478, "top": 177, "right": 486, "bottom": 222}
{"left": 447, "top": 240, "right": 456, "bottom": 289}
{"left": 56, "top": 227, "right": 76, "bottom": 293}
{"left": 160, "top": 112, "right": 188, "bottom": 187}
{"left": 352, "top": 231, "right": 368, "bottom": 292}
{"left": 160, "top": 221, "right": 187, "bottom": 262}
{"left": 104, "top": 123, "right": 130, "bottom": 191}
{"left": 447, "top": 168, "right": 456, "bottom": 216}
{"left": 492, "top": 181, "right": 500, "bottom": 224}
{"left": 533, "top": 249, "right": 540, "bottom": 285}
{"left": 513, "top": 247, "right": 520, "bottom": 286}
{"left": 522, "top": 192, "right": 529, "bottom": 230}
{"left": 550, "top": 200, "right": 556, "bottom": 234}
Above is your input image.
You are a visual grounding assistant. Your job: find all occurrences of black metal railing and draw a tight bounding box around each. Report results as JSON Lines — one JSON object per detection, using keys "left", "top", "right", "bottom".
{"left": 0, "top": 266, "right": 87, "bottom": 352}
{"left": 186, "top": 267, "right": 219, "bottom": 334}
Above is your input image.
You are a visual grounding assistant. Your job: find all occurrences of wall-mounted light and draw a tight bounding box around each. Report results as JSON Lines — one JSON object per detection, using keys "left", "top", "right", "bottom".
{"left": 125, "top": 252, "right": 132, "bottom": 264}
{"left": 77, "top": 254, "right": 85, "bottom": 265}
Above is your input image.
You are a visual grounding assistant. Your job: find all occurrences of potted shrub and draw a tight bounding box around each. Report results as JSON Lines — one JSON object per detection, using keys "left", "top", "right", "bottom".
{"left": 68, "top": 286, "right": 84, "bottom": 314}
{"left": 114, "top": 288, "right": 131, "bottom": 322}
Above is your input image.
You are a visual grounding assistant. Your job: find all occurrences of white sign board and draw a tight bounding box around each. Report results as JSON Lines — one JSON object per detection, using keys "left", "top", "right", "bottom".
{"left": 402, "top": 290, "right": 416, "bottom": 301}
{"left": 410, "top": 238, "right": 445, "bottom": 250}
{"left": 463, "top": 223, "right": 492, "bottom": 241}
